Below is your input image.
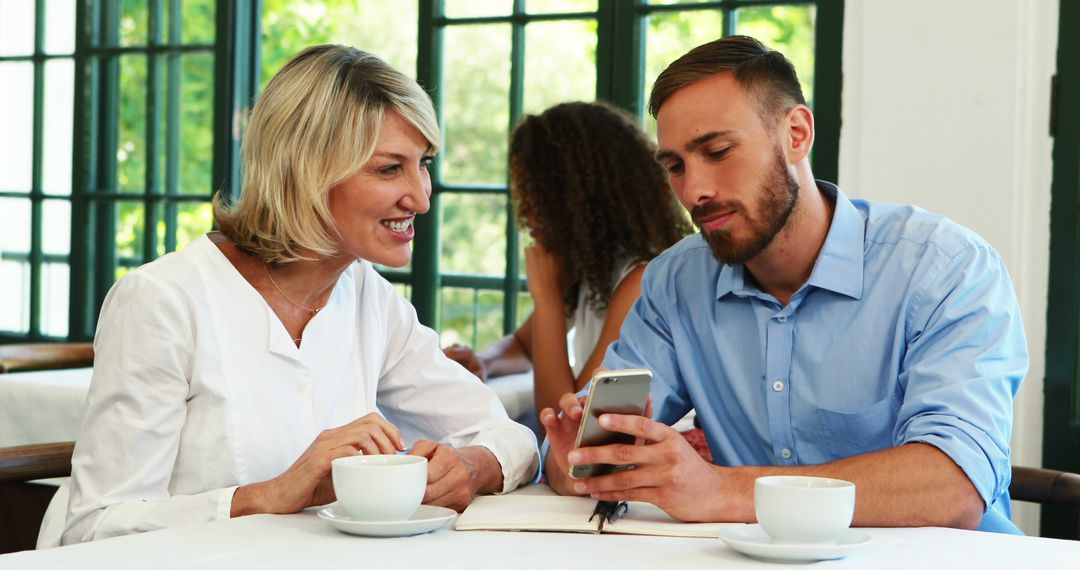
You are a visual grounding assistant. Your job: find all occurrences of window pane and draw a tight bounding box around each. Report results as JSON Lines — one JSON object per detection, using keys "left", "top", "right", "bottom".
{"left": 439, "top": 287, "right": 504, "bottom": 350}
{"left": 440, "top": 193, "right": 507, "bottom": 275}
{"left": 174, "top": 201, "right": 213, "bottom": 251}
{"left": 118, "top": 55, "right": 147, "bottom": 193}
{"left": 443, "top": 24, "right": 511, "bottom": 186}
{"left": 0, "top": 0, "right": 35, "bottom": 56}
{"left": 261, "top": 0, "right": 418, "bottom": 88}
{"left": 0, "top": 259, "right": 29, "bottom": 333}
{"left": 516, "top": 290, "right": 533, "bottom": 328}
{"left": 43, "top": 199, "right": 70, "bottom": 255}
{"left": 0, "top": 198, "right": 31, "bottom": 252}
{"left": 115, "top": 200, "right": 145, "bottom": 278}
{"left": 43, "top": 59, "right": 75, "bottom": 195}
{"left": 120, "top": 0, "right": 148, "bottom": 46}
{"left": 41, "top": 262, "right": 69, "bottom": 337}
{"left": 643, "top": 9, "right": 724, "bottom": 135}
{"left": 445, "top": 0, "right": 512, "bottom": 18}
{"left": 44, "top": 0, "right": 76, "bottom": 54}
{"left": 339, "top": 0, "right": 418, "bottom": 78}
{"left": 178, "top": 53, "right": 214, "bottom": 195}
{"left": 523, "top": 20, "right": 597, "bottom": 115}
{"left": 527, "top": 0, "right": 597, "bottom": 14}
{"left": 734, "top": 5, "right": 816, "bottom": 109}
{"left": 0, "top": 63, "right": 34, "bottom": 192}
{"left": 180, "top": 0, "right": 215, "bottom": 44}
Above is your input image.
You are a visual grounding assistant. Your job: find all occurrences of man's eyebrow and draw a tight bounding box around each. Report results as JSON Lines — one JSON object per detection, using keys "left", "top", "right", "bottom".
{"left": 656, "top": 130, "right": 736, "bottom": 162}
{"left": 686, "top": 130, "right": 735, "bottom": 153}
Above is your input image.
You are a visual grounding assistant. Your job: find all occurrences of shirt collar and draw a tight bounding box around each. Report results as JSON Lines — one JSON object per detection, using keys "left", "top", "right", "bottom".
{"left": 714, "top": 180, "right": 865, "bottom": 301}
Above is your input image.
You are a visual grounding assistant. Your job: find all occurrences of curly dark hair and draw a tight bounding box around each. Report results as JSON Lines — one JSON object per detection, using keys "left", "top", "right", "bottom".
{"left": 509, "top": 102, "right": 693, "bottom": 315}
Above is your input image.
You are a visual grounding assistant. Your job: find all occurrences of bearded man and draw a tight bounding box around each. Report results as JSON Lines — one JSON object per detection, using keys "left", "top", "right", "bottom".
{"left": 541, "top": 35, "right": 1027, "bottom": 534}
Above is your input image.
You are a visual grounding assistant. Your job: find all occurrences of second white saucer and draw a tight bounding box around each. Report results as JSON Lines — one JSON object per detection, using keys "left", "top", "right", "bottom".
{"left": 719, "top": 524, "right": 871, "bottom": 562}
{"left": 318, "top": 504, "right": 457, "bottom": 538}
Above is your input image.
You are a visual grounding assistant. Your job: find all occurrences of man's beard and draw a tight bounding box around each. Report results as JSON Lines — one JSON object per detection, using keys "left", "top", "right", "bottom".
{"left": 692, "top": 148, "right": 800, "bottom": 265}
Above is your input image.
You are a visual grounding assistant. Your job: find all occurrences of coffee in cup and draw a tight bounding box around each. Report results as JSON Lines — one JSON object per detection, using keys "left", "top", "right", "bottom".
{"left": 331, "top": 454, "right": 427, "bottom": 521}
{"left": 754, "top": 475, "right": 855, "bottom": 544}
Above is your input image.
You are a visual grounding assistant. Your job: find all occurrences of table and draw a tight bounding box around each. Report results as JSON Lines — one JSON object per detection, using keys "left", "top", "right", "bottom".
{"left": 1, "top": 500, "right": 1077, "bottom": 569}
{"left": 0, "top": 368, "right": 539, "bottom": 447}
{"left": 0, "top": 368, "right": 91, "bottom": 448}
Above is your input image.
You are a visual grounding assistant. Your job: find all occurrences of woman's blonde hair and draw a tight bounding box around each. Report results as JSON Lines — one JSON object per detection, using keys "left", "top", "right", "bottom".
{"left": 214, "top": 45, "right": 440, "bottom": 263}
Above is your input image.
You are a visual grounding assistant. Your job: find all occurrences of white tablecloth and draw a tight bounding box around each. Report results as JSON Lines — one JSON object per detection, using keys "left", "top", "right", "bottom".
{"left": 0, "top": 368, "right": 92, "bottom": 448}
{"left": 1, "top": 495, "right": 1076, "bottom": 569}
{"left": 0, "top": 368, "right": 538, "bottom": 447}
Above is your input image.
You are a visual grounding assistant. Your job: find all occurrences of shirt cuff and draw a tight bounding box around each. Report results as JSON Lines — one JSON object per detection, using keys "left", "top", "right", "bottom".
{"left": 217, "top": 486, "right": 239, "bottom": 520}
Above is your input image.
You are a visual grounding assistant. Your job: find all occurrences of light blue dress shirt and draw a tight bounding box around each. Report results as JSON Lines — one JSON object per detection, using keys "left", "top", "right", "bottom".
{"left": 603, "top": 182, "right": 1028, "bottom": 534}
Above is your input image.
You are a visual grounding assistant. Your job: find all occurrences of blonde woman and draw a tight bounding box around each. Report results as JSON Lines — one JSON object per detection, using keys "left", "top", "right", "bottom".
{"left": 40, "top": 45, "right": 538, "bottom": 547}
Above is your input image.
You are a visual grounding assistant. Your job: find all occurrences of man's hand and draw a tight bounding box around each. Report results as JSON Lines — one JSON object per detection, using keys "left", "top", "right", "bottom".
{"left": 409, "top": 440, "right": 502, "bottom": 512}
{"left": 566, "top": 413, "right": 737, "bottom": 522}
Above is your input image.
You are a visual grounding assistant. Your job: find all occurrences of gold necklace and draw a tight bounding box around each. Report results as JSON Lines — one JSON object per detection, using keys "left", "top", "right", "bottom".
{"left": 263, "top": 263, "right": 325, "bottom": 315}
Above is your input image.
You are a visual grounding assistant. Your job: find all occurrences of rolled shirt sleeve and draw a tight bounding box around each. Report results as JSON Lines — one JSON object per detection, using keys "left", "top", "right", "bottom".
{"left": 896, "top": 243, "right": 1027, "bottom": 521}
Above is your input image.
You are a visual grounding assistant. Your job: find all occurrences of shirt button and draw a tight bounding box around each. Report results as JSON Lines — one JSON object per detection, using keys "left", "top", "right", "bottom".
{"left": 773, "top": 380, "right": 785, "bottom": 392}
{"left": 777, "top": 315, "right": 788, "bottom": 323}
{"left": 780, "top": 448, "right": 792, "bottom": 459}
{"left": 297, "top": 384, "right": 309, "bottom": 396}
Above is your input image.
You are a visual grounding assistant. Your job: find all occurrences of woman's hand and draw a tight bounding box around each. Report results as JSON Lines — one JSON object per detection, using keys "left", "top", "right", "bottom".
{"left": 231, "top": 413, "right": 405, "bottom": 516}
{"left": 408, "top": 440, "right": 503, "bottom": 512}
{"left": 443, "top": 343, "right": 488, "bottom": 380}
{"left": 524, "top": 243, "right": 567, "bottom": 308}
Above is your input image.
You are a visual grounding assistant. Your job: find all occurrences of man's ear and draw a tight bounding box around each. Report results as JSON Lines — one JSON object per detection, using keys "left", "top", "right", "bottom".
{"left": 783, "top": 104, "right": 815, "bottom": 163}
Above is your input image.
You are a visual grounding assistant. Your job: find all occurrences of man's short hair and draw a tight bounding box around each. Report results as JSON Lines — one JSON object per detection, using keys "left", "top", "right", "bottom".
{"left": 648, "top": 35, "right": 806, "bottom": 127}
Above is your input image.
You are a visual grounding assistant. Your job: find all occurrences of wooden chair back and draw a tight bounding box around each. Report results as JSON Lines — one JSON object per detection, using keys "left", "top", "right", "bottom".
{"left": 1010, "top": 465, "right": 1080, "bottom": 540}
{"left": 0, "top": 442, "right": 75, "bottom": 554}
{"left": 0, "top": 343, "right": 93, "bottom": 373}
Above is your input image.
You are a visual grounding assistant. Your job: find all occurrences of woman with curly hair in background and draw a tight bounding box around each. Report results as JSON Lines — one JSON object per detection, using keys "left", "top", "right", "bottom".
{"left": 445, "top": 101, "right": 692, "bottom": 418}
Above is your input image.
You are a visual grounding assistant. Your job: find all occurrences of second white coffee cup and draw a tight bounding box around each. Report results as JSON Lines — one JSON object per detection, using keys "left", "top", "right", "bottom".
{"left": 331, "top": 454, "right": 427, "bottom": 522}
{"left": 754, "top": 475, "right": 855, "bottom": 544}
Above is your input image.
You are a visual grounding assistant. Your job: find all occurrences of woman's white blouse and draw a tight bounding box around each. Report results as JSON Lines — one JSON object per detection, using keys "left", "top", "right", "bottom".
{"left": 57, "top": 235, "right": 539, "bottom": 545}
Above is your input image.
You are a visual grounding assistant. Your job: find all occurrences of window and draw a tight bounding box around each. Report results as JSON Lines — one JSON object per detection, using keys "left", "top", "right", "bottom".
{"left": 0, "top": 0, "right": 841, "bottom": 344}
{"left": 0, "top": 0, "right": 77, "bottom": 338}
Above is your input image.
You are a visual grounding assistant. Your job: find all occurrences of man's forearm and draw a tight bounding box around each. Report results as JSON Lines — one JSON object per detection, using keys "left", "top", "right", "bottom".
{"left": 713, "top": 443, "right": 984, "bottom": 528}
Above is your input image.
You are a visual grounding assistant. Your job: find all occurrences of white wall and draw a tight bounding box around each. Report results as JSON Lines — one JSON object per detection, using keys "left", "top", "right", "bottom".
{"left": 839, "top": 0, "right": 1059, "bottom": 535}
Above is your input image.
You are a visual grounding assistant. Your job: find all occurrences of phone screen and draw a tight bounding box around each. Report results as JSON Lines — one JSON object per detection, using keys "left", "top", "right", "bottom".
{"left": 569, "top": 369, "right": 652, "bottom": 479}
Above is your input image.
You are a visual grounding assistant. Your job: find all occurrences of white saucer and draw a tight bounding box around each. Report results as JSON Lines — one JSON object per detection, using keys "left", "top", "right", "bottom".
{"left": 318, "top": 504, "right": 457, "bottom": 537}
{"left": 719, "top": 525, "right": 870, "bottom": 562}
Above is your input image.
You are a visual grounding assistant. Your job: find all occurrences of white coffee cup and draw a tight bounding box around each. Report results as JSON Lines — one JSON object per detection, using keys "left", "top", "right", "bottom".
{"left": 331, "top": 454, "right": 428, "bottom": 522}
{"left": 754, "top": 475, "right": 855, "bottom": 544}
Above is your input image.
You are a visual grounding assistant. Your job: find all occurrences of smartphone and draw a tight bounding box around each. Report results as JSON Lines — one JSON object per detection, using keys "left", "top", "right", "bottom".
{"left": 568, "top": 368, "right": 652, "bottom": 479}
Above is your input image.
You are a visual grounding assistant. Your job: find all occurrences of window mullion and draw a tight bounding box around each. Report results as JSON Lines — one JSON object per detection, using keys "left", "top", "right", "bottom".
{"left": 810, "top": 0, "right": 844, "bottom": 183}
{"left": 413, "top": 0, "right": 445, "bottom": 328}
{"left": 68, "top": 0, "right": 97, "bottom": 340}
{"left": 29, "top": 0, "right": 47, "bottom": 337}
{"left": 502, "top": 0, "right": 525, "bottom": 335}
{"left": 164, "top": 0, "right": 182, "bottom": 253}
{"left": 144, "top": 0, "right": 163, "bottom": 264}
{"left": 93, "top": 0, "right": 121, "bottom": 313}
{"left": 597, "top": 0, "right": 643, "bottom": 115}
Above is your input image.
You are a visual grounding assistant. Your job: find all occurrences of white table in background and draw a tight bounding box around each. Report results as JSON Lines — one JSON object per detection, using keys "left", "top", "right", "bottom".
{"left": 0, "top": 367, "right": 92, "bottom": 448}
{"left": 0, "top": 368, "right": 539, "bottom": 447}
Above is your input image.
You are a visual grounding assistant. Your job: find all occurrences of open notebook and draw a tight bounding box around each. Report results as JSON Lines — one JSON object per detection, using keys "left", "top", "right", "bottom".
{"left": 455, "top": 494, "right": 739, "bottom": 538}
